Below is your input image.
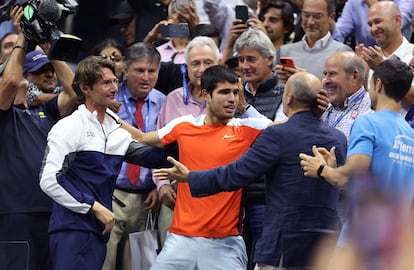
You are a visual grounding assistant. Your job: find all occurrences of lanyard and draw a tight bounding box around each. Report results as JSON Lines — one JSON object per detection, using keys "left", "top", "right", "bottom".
{"left": 180, "top": 63, "right": 206, "bottom": 107}
{"left": 121, "top": 84, "right": 150, "bottom": 132}
{"left": 324, "top": 90, "right": 365, "bottom": 128}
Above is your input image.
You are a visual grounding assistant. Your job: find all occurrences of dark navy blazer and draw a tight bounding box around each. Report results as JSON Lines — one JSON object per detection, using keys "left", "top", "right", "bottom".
{"left": 188, "top": 111, "right": 347, "bottom": 267}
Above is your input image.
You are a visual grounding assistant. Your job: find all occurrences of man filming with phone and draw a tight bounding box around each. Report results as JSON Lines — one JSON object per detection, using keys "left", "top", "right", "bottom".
{"left": 220, "top": 1, "right": 295, "bottom": 71}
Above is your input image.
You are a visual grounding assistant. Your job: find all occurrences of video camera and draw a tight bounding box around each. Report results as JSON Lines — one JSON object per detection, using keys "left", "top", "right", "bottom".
{"left": 0, "top": 0, "right": 82, "bottom": 61}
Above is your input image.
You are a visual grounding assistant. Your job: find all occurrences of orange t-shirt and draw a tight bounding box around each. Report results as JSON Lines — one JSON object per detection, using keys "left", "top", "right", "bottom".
{"left": 158, "top": 114, "right": 270, "bottom": 238}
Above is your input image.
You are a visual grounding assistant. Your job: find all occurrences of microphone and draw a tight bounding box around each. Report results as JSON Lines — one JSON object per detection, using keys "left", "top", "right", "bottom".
{"left": 38, "top": 0, "right": 62, "bottom": 24}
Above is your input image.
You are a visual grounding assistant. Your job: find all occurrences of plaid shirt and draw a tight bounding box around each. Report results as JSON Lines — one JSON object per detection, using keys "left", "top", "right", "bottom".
{"left": 321, "top": 87, "right": 373, "bottom": 140}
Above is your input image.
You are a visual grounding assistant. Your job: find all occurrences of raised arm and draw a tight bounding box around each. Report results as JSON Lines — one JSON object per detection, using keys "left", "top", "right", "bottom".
{"left": 37, "top": 42, "right": 77, "bottom": 117}
{"left": 0, "top": 6, "right": 26, "bottom": 110}
{"left": 53, "top": 59, "right": 77, "bottom": 117}
{"left": 203, "top": 0, "right": 235, "bottom": 52}
{"left": 221, "top": 19, "right": 248, "bottom": 65}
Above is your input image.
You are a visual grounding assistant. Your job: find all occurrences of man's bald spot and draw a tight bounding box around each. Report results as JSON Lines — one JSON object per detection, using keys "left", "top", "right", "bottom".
{"left": 287, "top": 72, "right": 321, "bottom": 97}
{"left": 286, "top": 72, "right": 321, "bottom": 109}
{"left": 370, "top": 1, "right": 400, "bottom": 17}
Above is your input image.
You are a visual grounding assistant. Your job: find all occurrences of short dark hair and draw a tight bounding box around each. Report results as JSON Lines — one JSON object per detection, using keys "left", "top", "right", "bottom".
{"left": 373, "top": 59, "right": 413, "bottom": 102}
{"left": 201, "top": 65, "right": 239, "bottom": 95}
{"left": 125, "top": 42, "right": 161, "bottom": 68}
{"left": 190, "top": 24, "right": 220, "bottom": 40}
{"left": 325, "top": 0, "right": 337, "bottom": 14}
{"left": 92, "top": 38, "right": 125, "bottom": 57}
{"left": 72, "top": 56, "right": 116, "bottom": 99}
{"left": 258, "top": 0, "right": 295, "bottom": 43}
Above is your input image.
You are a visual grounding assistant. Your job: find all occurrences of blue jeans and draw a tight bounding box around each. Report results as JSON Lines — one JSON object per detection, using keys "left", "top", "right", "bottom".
{"left": 151, "top": 232, "right": 247, "bottom": 270}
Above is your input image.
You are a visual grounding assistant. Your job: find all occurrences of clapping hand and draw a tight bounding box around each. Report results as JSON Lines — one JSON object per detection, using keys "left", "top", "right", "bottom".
{"left": 299, "top": 145, "right": 336, "bottom": 178}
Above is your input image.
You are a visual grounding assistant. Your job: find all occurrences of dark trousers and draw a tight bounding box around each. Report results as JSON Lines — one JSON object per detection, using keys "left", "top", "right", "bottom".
{"left": 243, "top": 204, "right": 265, "bottom": 270}
{"left": 282, "top": 230, "right": 337, "bottom": 267}
{"left": 50, "top": 230, "right": 106, "bottom": 270}
{"left": 0, "top": 213, "right": 52, "bottom": 270}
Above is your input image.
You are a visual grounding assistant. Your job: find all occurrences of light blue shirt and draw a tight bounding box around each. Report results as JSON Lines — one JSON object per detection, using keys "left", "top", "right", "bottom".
{"left": 338, "top": 110, "right": 414, "bottom": 247}
{"left": 115, "top": 80, "right": 166, "bottom": 190}
{"left": 333, "top": 0, "right": 414, "bottom": 46}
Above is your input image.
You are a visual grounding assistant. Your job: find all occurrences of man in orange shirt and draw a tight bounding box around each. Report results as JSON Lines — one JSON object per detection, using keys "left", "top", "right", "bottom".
{"left": 132, "top": 65, "right": 272, "bottom": 269}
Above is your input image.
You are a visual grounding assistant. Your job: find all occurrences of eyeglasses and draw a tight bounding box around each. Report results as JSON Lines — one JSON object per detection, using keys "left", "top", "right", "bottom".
{"left": 302, "top": 11, "right": 324, "bottom": 21}
{"left": 101, "top": 54, "right": 125, "bottom": 63}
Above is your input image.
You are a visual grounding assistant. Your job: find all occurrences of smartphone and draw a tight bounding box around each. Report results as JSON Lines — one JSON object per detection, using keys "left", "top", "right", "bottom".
{"left": 160, "top": 23, "right": 189, "bottom": 38}
{"left": 235, "top": 5, "right": 249, "bottom": 24}
{"left": 280, "top": 57, "right": 296, "bottom": 69}
{"left": 176, "top": 0, "right": 190, "bottom": 12}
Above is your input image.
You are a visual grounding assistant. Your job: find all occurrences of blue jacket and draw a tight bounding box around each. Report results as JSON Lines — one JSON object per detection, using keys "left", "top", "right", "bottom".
{"left": 39, "top": 105, "right": 168, "bottom": 241}
{"left": 188, "top": 111, "right": 347, "bottom": 267}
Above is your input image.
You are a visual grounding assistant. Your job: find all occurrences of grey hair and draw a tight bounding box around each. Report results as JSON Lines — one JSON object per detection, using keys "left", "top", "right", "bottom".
{"left": 342, "top": 52, "right": 366, "bottom": 84}
{"left": 125, "top": 42, "right": 161, "bottom": 68}
{"left": 184, "top": 36, "right": 220, "bottom": 63}
{"left": 234, "top": 28, "right": 276, "bottom": 68}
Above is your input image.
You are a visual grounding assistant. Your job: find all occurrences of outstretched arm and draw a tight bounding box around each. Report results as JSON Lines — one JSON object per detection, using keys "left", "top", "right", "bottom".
{"left": 119, "top": 118, "right": 164, "bottom": 148}
{"left": 0, "top": 6, "right": 26, "bottom": 110}
{"left": 153, "top": 156, "right": 189, "bottom": 182}
{"left": 158, "top": 126, "right": 280, "bottom": 197}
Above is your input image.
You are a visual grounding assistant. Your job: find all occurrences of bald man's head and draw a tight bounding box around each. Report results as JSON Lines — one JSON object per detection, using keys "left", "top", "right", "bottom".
{"left": 368, "top": 1, "right": 402, "bottom": 48}
{"left": 283, "top": 72, "right": 321, "bottom": 116}
{"left": 370, "top": 1, "right": 400, "bottom": 16}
